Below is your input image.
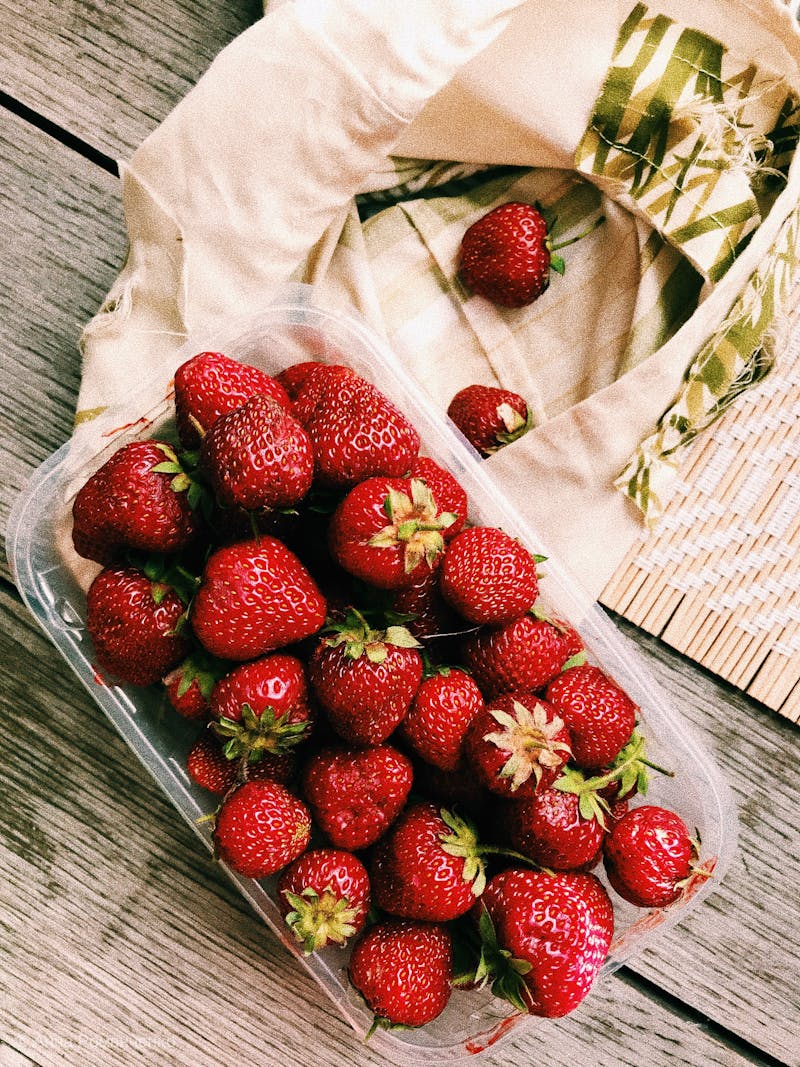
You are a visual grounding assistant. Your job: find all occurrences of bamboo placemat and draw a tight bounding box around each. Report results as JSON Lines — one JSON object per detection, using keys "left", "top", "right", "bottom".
{"left": 601, "top": 324, "right": 800, "bottom": 724}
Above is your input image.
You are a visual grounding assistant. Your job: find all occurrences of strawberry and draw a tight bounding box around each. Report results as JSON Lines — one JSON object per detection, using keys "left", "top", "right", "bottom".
{"left": 447, "top": 384, "right": 532, "bottom": 457}
{"left": 439, "top": 527, "right": 540, "bottom": 625}
{"left": 348, "top": 919, "right": 453, "bottom": 1028}
{"left": 546, "top": 664, "right": 637, "bottom": 770}
{"left": 199, "top": 394, "right": 314, "bottom": 510}
{"left": 187, "top": 731, "right": 237, "bottom": 795}
{"left": 307, "top": 612, "right": 422, "bottom": 746}
{"left": 502, "top": 787, "right": 606, "bottom": 871}
{"left": 72, "top": 440, "right": 197, "bottom": 565}
{"left": 86, "top": 566, "right": 190, "bottom": 686}
{"left": 462, "top": 613, "right": 584, "bottom": 698}
{"left": 465, "top": 692, "right": 571, "bottom": 799}
{"left": 300, "top": 743, "right": 413, "bottom": 850}
{"left": 213, "top": 779, "right": 311, "bottom": 879}
{"left": 400, "top": 667, "right": 484, "bottom": 772}
{"left": 277, "top": 848, "right": 370, "bottom": 953}
{"left": 328, "top": 477, "right": 456, "bottom": 591}
{"left": 370, "top": 803, "right": 489, "bottom": 921}
{"left": 474, "top": 868, "right": 614, "bottom": 1017}
{"left": 603, "top": 804, "right": 711, "bottom": 908}
{"left": 289, "top": 363, "right": 357, "bottom": 424}
{"left": 292, "top": 364, "right": 420, "bottom": 488}
{"left": 458, "top": 202, "right": 553, "bottom": 307}
{"left": 457, "top": 201, "right": 602, "bottom": 308}
{"left": 408, "top": 456, "right": 468, "bottom": 538}
{"left": 164, "top": 648, "right": 228, "bottom": 720}
{"left": 191, "top": 537, "right": 326, "bottom": 661}
{"left": 275, "top": 360, "right": 329, "bottom": 401}
{"left": 174, "top": 350, "right": 291, "bottom": 448}
{"left": 186, "top": 731, "right": 295, "bottom": 795}
{"left": 210, "top": 653, "right": 314, "bottom": 762}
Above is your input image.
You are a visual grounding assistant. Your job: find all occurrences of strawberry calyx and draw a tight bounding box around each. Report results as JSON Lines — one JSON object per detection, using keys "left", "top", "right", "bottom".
{"left": 552, "top": 728, "right": 673, "bottom": 826}
{"left": 321, "top": 608, "right": 421, "bottom": 665}
{"left": 212, "top": 702, "right": 310, "bottom": 761}
{"left": 150, "top": 442, "right": 213, "bottom": 519}
{"left": 471, "top": 903, "right": 533, "bottom": 1014}
{"left": 369, "top": 480, "right": 457, "bottom": 574}
{"left": 493, "top": 402, "right": 533, "bottom": 450}
{"left": 675, "top": 830, "right": 716, "bottom": 898}
{"left": 282, "top": 886, "right": 364, "bottom": 954}
{"left": 164, "top": 648, "right": 228, "bottom": 702}
{"left": 438, "top": 808, "right": 488, "bottom": 898}
{"left": 484, "top": 700, "right": 571, "bottom": 792}
{"left": 550, "top": 766, "right": 612, "bottom": 828}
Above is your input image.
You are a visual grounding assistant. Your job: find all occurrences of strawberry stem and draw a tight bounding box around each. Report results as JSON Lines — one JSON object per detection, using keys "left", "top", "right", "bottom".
{"left": 550, "top": 215, "right": 605, "bottom": 252}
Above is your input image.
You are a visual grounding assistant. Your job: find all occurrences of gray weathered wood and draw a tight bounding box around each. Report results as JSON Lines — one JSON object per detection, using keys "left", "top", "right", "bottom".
{"left": 0, "top": 0, "right": 262, "bottom": 159}
{"left": 0, "top": 110, "right": 126, "bottom": 573}
{"left": 0, "top": 583, "right": 771, "bottom": 1067}
{"left": 611, "top": 615, "right": 800, "bottom": 1065}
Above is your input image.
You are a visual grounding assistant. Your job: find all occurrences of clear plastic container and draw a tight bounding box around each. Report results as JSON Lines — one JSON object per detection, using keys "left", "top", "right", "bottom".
{"left": 7, "top": 283, "right": 738, "bottom": 1063}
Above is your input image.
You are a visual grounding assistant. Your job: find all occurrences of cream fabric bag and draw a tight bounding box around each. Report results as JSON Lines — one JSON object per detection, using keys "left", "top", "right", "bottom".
{"left": 78, "top": 0, "right": 800, "bottom": 597}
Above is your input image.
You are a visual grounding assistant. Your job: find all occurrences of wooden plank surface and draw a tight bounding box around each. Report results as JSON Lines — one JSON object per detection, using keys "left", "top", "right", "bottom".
{"left": 0, "top": 582, "right": 778, "bottom": 1067}
{"left": 609, "top": 616, "right": 800, "bottom": 1065}
{"left": 0, "top": 0, "right": 262, "bottom": 159}
{"left": 0, "top": 109, "right": 126, "bottom": 574}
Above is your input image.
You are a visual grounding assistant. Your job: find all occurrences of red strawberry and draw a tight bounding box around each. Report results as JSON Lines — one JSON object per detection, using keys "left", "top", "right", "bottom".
{"left": 164, "top": 649, "right": 228, "bottom": 720}
{"left": 546, "top": 664, "right": 637, "bottom": 770}
{"left": 391, "top": 567, "right": 462, "bottom": 640}
{"left": 275, "top": 360, "right": 329, "bottom": 401}
{"left": 370, "top": 803, "right": 488, "bottom": 921}
{"left": 458, "top": 202, "right": 552, "bottom": 307}
{"left": 447, "top": 384, "right": 532, "bottom": 457}
{"left": 86, "top": 566, "right": 190, "bottom": 686}
{"left": 191, "top": 537, "right": 326, "bottom": 661}
{"left": 348, "top": 919, "right": 453, "bottom": 1028}
{"left": 603, "top": 805, "right": 710, "bottom": 908}
{"left": 187, "top": 732, "right": 237, "bottom": 795}
{"left": 277, "top": 848, "right": 370, "bottom": 953}
{"left": 72, "top": 440, "right": 197, "bottom": 565}
{"left": 439, "top": 527, "right": 540, "bottom": 625}
{"left": 210, "top": 653, "right": 314, "bottom": 761}
{"left": 174, "top": 351, "right": 291, "bottom": 448}
{"left": 502, "top": 787, "right": 606, "bottom": 871}
{"left": 292, "top": 364, "right": 420, "bottom": 488}
{"left": 199, "top": 394, "right": 314, "bottom": 510}
{"left": 213, "top": 779, "right": 311, "bottom": 879}
{"left": 308, "top": 612, "right": 422, "bottom": 746}
{"left": 465, "top": 692, "right": 571, "bottom": 799}
{"left": 300, "top": 743, "right": 413, "bottom": 850}
{"left": 186, "top": 731, "right": 296, "bottom": 795}
{"left": 409, "top": 456, "right": 468, "bottom": 538}
{"left": 401, "top": 668, "right": 484, "bottom": 772}
{"left": 462, "top": 613, "right": 584, "bottom": 698}
{"left": 329, "top": 476, "right": 456, "bottom": 591}
{"left": 474, "top": 868, "right": 613, "bottom": 1017}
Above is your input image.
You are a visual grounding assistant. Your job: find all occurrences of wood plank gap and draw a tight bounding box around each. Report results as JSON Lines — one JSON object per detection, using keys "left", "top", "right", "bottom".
{"left": 0, "top": 91, "right": 118, "bottom": 177}
{"left": 0, "top": 1039, "right": 43, "bottom": 1067}
{"left": 614, "top": 968, "right": 794, "bottom": 1067}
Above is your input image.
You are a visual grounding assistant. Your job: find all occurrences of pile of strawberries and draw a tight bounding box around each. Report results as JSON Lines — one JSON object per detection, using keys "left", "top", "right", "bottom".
{"left": 71, "top": 347, "right": 711, "bottom": 1034}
